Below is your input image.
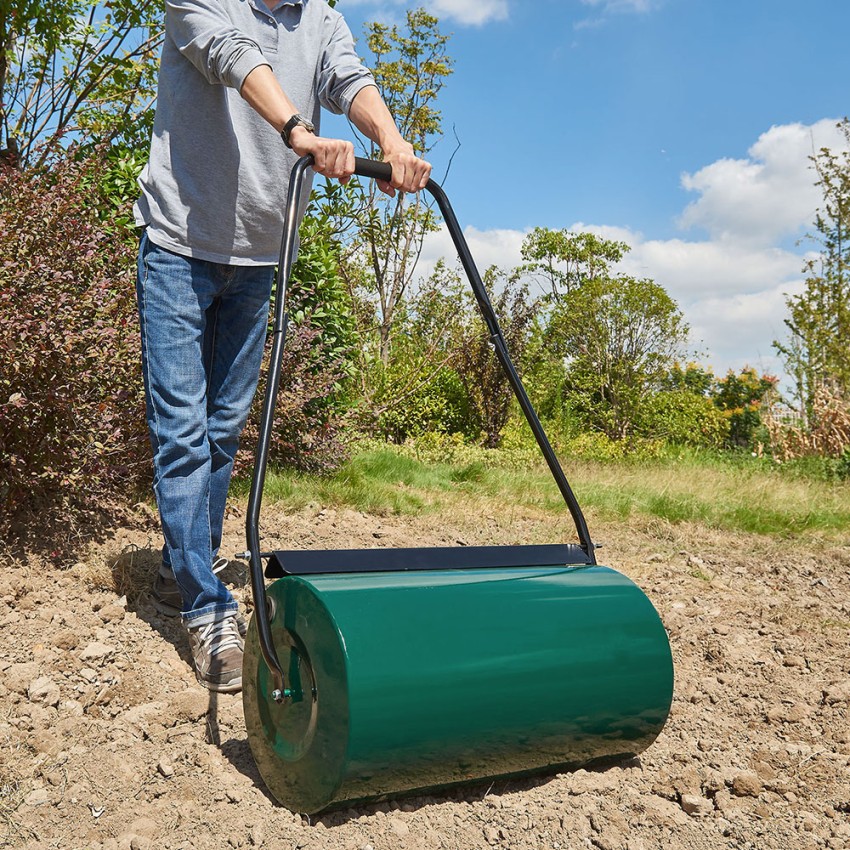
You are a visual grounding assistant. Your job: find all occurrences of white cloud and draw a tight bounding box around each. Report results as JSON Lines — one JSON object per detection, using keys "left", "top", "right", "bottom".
{"left": 415, "top": 119, "right": 849, "bottom": 379}
{"left": 432, "top": 0, "right": 508, "bottom": 26}
{"left": 343, "top": 0, "right": 508, "bottom": 26}
{"left": 419, "top": 225, "right": 527, "bottom": 282}
{"left": 580, "top": 0, "right": 657, "bottom": 11}
{"left": 575, "top": 0, "right": 660, "bottom": 28}
{"left": 678, "top": 119, "right": 847, "bottom": 245}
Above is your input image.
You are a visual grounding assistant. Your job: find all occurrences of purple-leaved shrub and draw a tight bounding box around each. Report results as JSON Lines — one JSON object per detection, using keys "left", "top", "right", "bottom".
{"left": 1, "top": 151, "right": 350, "bottom": 547}
{"left": 0, "top": 151, "right": 148, "bottom": 535}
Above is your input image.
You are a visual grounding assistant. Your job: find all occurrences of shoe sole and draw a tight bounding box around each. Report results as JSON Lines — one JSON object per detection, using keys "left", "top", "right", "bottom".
{"left": 194, "top": 671, "right": 242, "bottom": 693}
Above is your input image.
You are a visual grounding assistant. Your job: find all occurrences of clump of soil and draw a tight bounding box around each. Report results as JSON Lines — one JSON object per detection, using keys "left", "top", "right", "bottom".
{"left": 2, "top": 504, "right": 849, "bottom": 850}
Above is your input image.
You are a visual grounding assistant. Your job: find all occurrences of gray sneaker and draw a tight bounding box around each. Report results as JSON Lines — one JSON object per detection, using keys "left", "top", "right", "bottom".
{"left": 186, "top": 614, "right": 244, "bottom": 693}
{"left": 152, "top": 557, "right": 233, "bottom": 618}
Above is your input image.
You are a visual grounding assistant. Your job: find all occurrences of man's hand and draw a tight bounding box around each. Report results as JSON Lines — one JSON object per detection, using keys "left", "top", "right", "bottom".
{"left": 379, "top": 144, "right": 431, "bottom": 197}
{"left": 290, "top": 128, "right": 356, "bottom": 183}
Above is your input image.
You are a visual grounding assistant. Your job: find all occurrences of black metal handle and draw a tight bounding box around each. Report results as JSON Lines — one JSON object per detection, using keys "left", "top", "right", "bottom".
{"left": 246, "top": 155, "right": 597, "bottom": 701}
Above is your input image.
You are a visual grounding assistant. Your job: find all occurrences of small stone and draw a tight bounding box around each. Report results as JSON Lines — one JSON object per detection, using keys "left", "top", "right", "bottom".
{"left": 823, "top": 681, "right": 850, "bottom": 705}
{"left": 27, "top": 676, "right": 60, "bottom": 707}
{"left": 53, "top": 630, "right": 80, "bottom": 650}
{"left": 783, "top": 655, "right": 806, "bottom": 668}
{"left": 167, "top": 689, "right": 208, "bottom": 724}
{"left": 130, "top": 838, "right": 152, "bottom": 850}
{"left": 681, "top": 794, "right": 713, "bottom": 817}
{"left": 6, "top": 662, "right": 39, "bottom": 695}
{"left": 80, "top": 642, "right": 115, "bottom": 662}
{"left": 157, "top": 760, "right": 175, "bottom": 778}
{"left": 249, "top": 825, "right": 264, "bottom": 846}
{"left": 731, "top": 771, "right": 762, "bottom": 797}
{"left": 99, "top": 604, "right": 126, "bottom": 623}
{"left": 389, "top": 817, "right": 410, "bottom": 837}
{"left": 24, "top": 788, "right": 50, "bottom": 806}
{"left": 483, "top": 825, "right": 499, "bottom": 845}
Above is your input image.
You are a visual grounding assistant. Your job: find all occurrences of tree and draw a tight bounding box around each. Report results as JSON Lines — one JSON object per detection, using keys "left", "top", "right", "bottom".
{"left": 454, "top": 268, "right": 538, "bottom": 447}
{"left": 775, "top": 118, "right": 850, "bottom": 417}
{"left": 549, "top": 275, "right": 689, "bottom": 440}
{"left": 518, "top": 227, "right": 628, "bottom": 299}
{"left": 336, "top": 9, "right": 453, "bottom": 365}
{"left": 1, "top": 0, "right": 161, "bottom": 167}
{"left": 712, "top": 367, "right": 777, "bottom": 448}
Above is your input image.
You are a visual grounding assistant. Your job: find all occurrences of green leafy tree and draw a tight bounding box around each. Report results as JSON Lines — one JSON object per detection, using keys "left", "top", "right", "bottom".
{"left": 1, "top": 0, "right": 161, "bottom": 167}
{"left": 662, "top": 362, "right": 715, "bottom": 396}
{"left": 775, "top": 118, "right": 850, "bottom": 417}
{"left": 641, "top": 389, "right": 729, "bottom": 448}
{"left": 369, "top": 260, "right": 470, "bottom": 440}
{"left": 518, "top": 227, "right": 628, "bottom": 299}
{"left": 712, "top": 367, "right": 777, "bottom": 448}
{"left": 550, "top": 275, "right": 689, "bottom": 440}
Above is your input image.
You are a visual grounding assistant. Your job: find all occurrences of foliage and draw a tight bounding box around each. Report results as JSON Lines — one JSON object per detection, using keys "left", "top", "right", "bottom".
{"left": 287, "top": 211, "right": 360, "bottom": 392}
{"left": 333, "top": 9, "right": 452, "bottom": 365}
{"left": 518, "top": 227, "right": 628, "bottom": 299}
{"left": 241, "top": 323, "right": 351, "bottom": 475}
{"left": 641, "top": 389, "right": 729, "bottom": 448}
{"left": 453, "top": 269, "right": 539, "bottom": 447}
{"left": 662, "top": 362, "right": 715, "bottom": 396}
{"left": 549, "top": 274, "right": 689, "bottom": 440}
{"left": 712, "top": 367, "right": 776, "bottom": 447}
{"left": 775, "top": 118, "right": 850, "bottom": 417}
{"left": 0, "top": 149, "right": 147, "bottom": 527}
{"left": 1, "top": 0, "right": 161, "bottom": 167}
{"left": 365, "top": 261, "right": 471, "bottom": 441}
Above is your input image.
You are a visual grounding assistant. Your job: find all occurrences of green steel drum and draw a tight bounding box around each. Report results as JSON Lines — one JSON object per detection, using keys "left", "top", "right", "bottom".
{"left": 243, "top": 562, "right": 673, "bottom": 813}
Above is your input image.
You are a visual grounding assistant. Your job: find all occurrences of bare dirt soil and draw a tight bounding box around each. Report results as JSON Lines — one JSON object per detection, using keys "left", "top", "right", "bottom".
{"left": 2, "top": 502, "right": 850, "bottom": 850}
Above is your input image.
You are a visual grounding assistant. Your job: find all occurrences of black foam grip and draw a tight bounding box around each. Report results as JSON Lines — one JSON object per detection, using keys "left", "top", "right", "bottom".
{"left": 353, "top": 157, "right": 393, "bottom": 183}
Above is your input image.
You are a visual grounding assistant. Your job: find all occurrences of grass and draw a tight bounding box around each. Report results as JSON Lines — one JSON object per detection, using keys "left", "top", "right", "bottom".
{"left": 237, "top": 443, "right": 850, "bottom": 539}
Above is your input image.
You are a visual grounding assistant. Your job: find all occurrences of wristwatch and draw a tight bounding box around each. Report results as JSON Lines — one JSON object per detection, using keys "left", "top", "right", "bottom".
{"left": 280, "top": 113, "right": 315, "bottom": 149}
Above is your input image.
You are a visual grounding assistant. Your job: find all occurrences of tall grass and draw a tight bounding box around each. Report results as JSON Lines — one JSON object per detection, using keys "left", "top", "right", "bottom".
{"left": 236, "top": 443, "right": 850, "bottom": 538}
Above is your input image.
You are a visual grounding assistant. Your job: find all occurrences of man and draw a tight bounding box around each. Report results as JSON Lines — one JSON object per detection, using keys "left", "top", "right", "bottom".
{"left": 133, "top": 0, "right": 430, "bottom": 693}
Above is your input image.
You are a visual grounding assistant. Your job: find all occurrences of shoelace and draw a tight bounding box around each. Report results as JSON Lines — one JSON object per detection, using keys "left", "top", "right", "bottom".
{"left": 197, "top": 617, "right": 242, "bottom": 657}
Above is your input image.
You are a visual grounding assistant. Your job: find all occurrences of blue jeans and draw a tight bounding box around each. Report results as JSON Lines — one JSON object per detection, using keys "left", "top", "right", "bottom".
{"left": 136, "top": 232, "right": 274, "bottom": 625}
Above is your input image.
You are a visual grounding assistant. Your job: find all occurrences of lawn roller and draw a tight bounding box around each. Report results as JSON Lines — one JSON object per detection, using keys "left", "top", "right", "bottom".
{"left": 242, "top": 156, "right": 674, "bottom": 814}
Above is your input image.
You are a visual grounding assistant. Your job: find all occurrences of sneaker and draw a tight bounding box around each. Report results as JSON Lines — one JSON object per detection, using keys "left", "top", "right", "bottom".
{"left": 152, "top": 557, "right": 231, "bottom": 618}
{"left": 186, "top": 614, "right": 244, "bottom": 693}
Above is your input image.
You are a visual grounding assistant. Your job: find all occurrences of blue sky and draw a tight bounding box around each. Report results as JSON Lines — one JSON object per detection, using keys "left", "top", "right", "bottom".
{"left": 327, "top": 0, "right": 850, "bottom": 382}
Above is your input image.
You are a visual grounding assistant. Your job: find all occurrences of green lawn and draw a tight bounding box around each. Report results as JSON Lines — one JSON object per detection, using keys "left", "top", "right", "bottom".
{"left": 236, "top": 444, "right": 850, "bottom": 539}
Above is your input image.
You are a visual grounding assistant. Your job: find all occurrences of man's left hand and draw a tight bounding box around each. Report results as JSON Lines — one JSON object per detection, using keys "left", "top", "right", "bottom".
{"left": 378, "top": 145, "right": 431, "bottom": 197}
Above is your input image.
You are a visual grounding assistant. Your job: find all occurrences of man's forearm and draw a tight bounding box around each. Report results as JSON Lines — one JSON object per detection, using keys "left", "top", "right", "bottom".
{"left": 348, "top": 85, "right": 412, "bottom": 156}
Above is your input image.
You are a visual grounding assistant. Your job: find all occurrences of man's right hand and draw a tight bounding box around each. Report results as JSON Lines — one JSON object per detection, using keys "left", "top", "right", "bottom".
{"left": 290, "top": 128, "right": 356, "bottom": 185}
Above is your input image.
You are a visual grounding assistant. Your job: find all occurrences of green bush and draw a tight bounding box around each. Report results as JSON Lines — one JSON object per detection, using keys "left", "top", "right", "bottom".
{"left": 642, "top": 389, "right": 730, "bottom": 448}
{"left": 372, "top": 365, "right": 474, "bottom": 443}
{"left": 0, "top": 151, "right": 148, "bottom": 530}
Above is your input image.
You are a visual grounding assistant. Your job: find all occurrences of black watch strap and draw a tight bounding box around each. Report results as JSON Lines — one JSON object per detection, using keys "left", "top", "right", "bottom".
{"left": 281, "top": 113, "right": 315, "bottom": 149}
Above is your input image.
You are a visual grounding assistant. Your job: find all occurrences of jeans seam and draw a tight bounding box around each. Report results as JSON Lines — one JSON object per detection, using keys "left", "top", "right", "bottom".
{"left": 139, "top": 235, "right": 164, "bottom": 497}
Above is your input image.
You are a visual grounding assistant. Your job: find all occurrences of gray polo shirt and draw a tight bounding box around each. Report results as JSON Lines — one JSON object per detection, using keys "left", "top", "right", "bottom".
{"left": 134, "top": 0, "right": 375, "bottom": 265}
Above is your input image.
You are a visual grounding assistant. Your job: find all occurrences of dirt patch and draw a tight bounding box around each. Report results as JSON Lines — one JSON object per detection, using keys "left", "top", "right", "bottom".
{"left": 2, "top": 504, "right": 850, "bottom": 850}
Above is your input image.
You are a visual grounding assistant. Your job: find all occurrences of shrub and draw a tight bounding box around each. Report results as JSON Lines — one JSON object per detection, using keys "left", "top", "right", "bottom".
{"left": 240, "top": 323, "right": 351, "bottom": 475}
{"left": 642, "top": 389, "right": 729, "bottom": 448}
{"left": 0, "top": 151, "right": 148, "bottom": 533}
